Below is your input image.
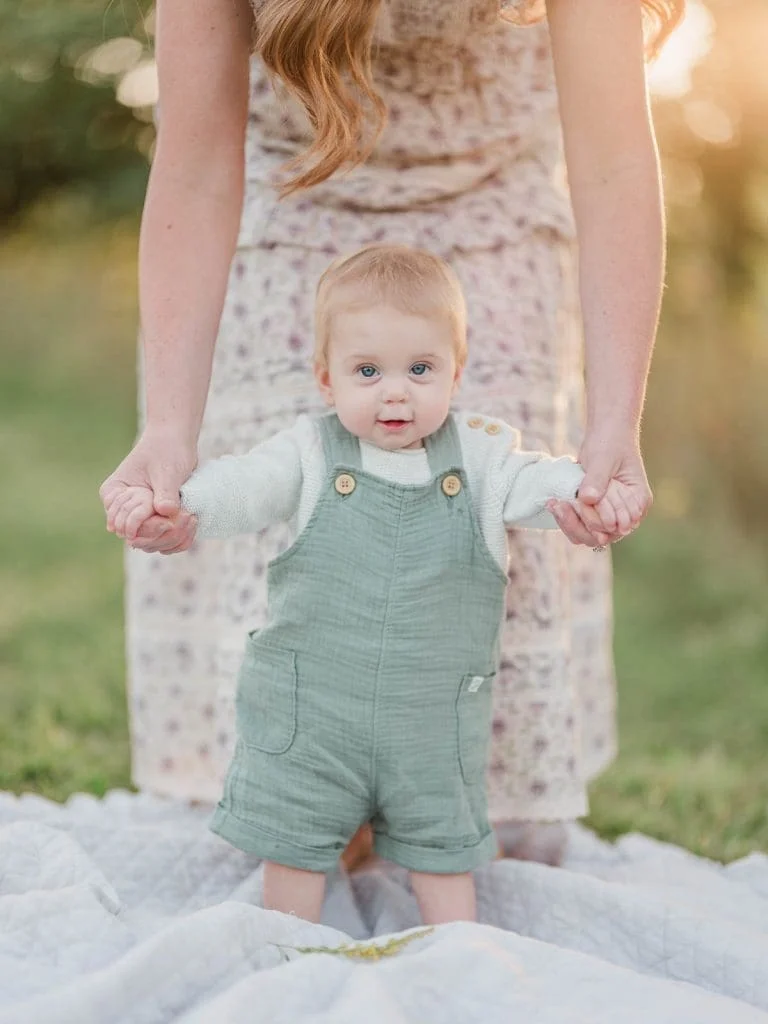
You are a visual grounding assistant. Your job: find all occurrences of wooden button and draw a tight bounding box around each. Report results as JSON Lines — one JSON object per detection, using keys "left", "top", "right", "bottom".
{"left": 467, "top": 416, "right": 484, "bottom": 429}
{"left": 441, "top": 474, "right": 462, "bottom": 497}
{"left": 485, "top": 423, "right": 501, "bottom": 436}
{"left": 335, "top": 473, "right": 356, "bottom": 495}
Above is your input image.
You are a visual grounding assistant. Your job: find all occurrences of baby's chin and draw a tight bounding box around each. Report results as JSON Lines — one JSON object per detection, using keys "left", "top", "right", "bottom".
{"left": 352, "top": 425, "right": 420, "bottom": 451}
{"left": 376, "top": 433, "right": 427, "bottom": 451}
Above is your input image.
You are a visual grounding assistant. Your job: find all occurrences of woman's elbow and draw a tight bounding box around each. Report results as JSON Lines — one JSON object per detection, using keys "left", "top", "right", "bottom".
{"left": 153, "top": 116, "right": 246, "bottom": 198}
{"left": 567, "top": 117, "right": 660, "bottom": 192}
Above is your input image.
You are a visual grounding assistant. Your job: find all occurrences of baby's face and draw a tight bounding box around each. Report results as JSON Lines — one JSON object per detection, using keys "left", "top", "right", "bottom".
{"left": 316, "top": 304, "right": 462, "bottom": 450}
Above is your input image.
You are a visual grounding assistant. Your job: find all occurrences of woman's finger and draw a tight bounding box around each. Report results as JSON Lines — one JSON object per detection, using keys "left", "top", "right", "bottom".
{"left": 114, "top": 498, "right": 143, "bottom": 539}
{"left": 617, "top": 480, "right": 651, "bottom": 531}
{"left": 623, "top": 488, "right": 645, "bottom": 527}
{"left": 565, "top": 499, "right": 616, "bottom": 542}
{"left": 112, "top": 494, "right": 145, "bottom": 538}
{"left": 551, "top": 502, "right": 609, "bottom": 547}
{"left": 589, "top": 497, "right": 617, "bottom": 534}
{"left": 575, "top": 498, "right": 616, "bottom": 537}
{"left": 99, "top": 477, "right": 124, "bottom": 513}
{"left": 106, "top": 491, "right": 130, "bottom": 533}
{"left": 613, "top": 498, "right": 633, "bottom": 535}
{"left": 595, "top": 495, "right": 631, "bottom": 535}
{"left": 124, "top": 501, "right": 156, "bottom": 541}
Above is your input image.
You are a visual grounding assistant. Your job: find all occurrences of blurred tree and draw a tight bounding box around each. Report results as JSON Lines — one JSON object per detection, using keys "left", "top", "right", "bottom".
{"left": 0, "top": 0, "right": 152, "bottom": 221}
{"left": 649, "top": 0, "right": 768, "bottom": 542}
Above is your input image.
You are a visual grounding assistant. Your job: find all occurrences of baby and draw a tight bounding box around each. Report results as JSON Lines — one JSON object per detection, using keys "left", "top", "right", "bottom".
{"left": 110, "top": 245, "right": 633, "bottom": 926}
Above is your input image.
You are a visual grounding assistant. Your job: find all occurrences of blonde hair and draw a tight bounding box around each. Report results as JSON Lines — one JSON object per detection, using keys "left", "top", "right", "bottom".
{"left": 637, "top": 1, "right": 687, "bottom": 56}
{"left": 314, "top": 245, "right": 468, "bottom": 371}
{"left": 501, "top": 0, "right": 685, "bottom": 56}
{"left": 256, "top": 0, "right": 386, "bottom": 198}
{"left": 256, "top": 0, "right": 686, "bottom": 198}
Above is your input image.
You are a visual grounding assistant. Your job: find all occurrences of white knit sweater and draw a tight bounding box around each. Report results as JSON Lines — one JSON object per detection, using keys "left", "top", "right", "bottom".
{"left": 180, "top": 411, "right": 584, "bottom": 572}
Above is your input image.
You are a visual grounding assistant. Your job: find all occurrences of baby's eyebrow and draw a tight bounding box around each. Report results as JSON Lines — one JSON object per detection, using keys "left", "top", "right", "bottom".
{"left": 343, "top": 352, "right": 443, "bottom": 365}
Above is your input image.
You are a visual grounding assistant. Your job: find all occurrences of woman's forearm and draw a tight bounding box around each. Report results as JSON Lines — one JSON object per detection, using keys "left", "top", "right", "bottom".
{"left": 139, "top": 150, "right": 245, "bottom": 443}
{"left": 547, "top": 0, "right": 666, "bottom": 442}
{"left": 573, "top": 155, "right": 665, "bottom": 439}
{"left": 138, "top": 0, "right": 252, "bottom": 444}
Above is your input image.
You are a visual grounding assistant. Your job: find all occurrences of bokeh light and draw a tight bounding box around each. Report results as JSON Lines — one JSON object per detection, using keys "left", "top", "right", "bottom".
{"left": 649, "top": 0, "right": 714, "bottom": 97}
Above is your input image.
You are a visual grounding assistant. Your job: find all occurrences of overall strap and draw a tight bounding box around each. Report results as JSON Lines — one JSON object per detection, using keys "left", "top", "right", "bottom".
{"left": 424, "top": 413, "right": 463, "bottom": 477}
{"left": 317, "top": 413, "right": 362, "bottom": 471}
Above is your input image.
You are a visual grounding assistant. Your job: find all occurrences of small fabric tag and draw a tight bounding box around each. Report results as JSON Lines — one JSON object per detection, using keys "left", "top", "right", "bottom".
{"left": 468, "top": 676, "right": 484, "bottom": 693}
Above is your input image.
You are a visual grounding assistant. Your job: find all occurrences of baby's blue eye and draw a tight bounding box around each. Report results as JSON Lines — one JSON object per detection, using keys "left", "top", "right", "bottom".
{"left": 359, "top": 365, "right": 378, "bottom": 379}
{"left": 410, "top": 363, "right": 429, "bottom": 377}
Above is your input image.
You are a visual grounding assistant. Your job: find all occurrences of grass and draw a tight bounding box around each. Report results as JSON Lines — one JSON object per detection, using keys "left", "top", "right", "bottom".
{"left": 590, "top": 522, "right": 768, "bottom": 861}
{"left": 0, "top": 219, "right": 136, "bottom": 799}
{"left": 1, "top": 218, "right": 766, "bottom": 862}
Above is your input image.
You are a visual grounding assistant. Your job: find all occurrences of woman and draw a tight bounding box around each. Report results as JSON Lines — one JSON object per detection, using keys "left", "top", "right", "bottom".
{"left": 102, "top": 0, "right": 677, "bottom": 865}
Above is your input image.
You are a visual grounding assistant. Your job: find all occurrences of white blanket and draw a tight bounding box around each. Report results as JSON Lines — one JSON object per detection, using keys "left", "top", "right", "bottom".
{"left": 1, "top": 790, "right": 766, "bottom": 1023}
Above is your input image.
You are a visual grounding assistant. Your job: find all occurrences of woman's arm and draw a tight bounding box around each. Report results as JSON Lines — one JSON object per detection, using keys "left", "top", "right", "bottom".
{"left": 545, "top": 0, "right": 660, "bottom": 539}
{"left": 142, "top": 0, "right": 252, "bottom": 443}
{"left": 101, "top": 0, "right": 253, "bottom": 536}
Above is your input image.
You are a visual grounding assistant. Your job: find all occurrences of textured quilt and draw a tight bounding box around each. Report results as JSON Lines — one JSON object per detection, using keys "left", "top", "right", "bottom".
{"left": 1, "top": 790, "right": 767, "bottom": 1023}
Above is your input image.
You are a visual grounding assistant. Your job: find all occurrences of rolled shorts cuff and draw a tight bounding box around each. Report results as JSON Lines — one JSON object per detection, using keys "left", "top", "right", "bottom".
{"left": 209, "top": 803, "right": 342, "bottom": 873}
{"left": 373, "top": 828, "right": 499, "bottom": 874}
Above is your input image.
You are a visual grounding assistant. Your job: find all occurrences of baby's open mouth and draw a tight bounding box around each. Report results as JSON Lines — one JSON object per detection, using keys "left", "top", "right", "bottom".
{"left": 379, "top": 419, "right": 411, "bottom": 429}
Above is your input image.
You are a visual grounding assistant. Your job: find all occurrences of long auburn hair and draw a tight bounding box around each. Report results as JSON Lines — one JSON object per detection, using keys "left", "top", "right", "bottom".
{"left": 256, "top": 0, "right": 686, "bottom": 198}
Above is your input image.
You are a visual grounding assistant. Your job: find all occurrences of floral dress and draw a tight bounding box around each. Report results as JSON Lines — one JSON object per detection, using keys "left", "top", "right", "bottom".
{"left": 126, "top": 0, "right": 617, "bottom": 823}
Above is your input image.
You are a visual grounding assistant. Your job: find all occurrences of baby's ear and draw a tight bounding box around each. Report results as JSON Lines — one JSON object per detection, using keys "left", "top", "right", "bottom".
{"left": 314, "top": 364, "right": 334, "bottom": 406}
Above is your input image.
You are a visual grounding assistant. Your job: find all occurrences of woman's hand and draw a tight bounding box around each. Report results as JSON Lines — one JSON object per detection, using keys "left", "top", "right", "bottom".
{"left": 548, "top": 432, "right": 652, "bottom": 547}
{"left": 100, "top": 429, "right": 198, "bottom": 542}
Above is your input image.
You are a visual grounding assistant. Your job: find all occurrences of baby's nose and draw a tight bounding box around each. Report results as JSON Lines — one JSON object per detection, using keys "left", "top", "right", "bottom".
{"left": 383, "top": 378, "right": 409, "bottom": 401}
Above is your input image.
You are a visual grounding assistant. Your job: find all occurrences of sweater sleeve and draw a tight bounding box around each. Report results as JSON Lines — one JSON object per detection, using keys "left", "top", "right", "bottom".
{"left": 454, "top": 412, "right": 585, "bottom": 532}
{"left": 180, "top": 420, "right": 307, "bottom": 538}
{"left": 501, "top": 439, "right": 585, "bottom": 530}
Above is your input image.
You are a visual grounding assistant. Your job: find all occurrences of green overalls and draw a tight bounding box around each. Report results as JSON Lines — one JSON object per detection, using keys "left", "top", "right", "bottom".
{"left": 209, "top": 412, "right": 507, "bottom": 873}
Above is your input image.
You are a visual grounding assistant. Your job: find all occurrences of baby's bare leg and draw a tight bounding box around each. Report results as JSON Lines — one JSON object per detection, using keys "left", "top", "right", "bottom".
{"left": 263, "top": 862, "right": 327, "bottom": 923}
{"left": 410, "top": 871, "right": 476, "bottom": 924}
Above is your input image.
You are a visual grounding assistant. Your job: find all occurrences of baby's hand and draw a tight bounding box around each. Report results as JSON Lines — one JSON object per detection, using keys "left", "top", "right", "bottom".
{"left": 574, "top": 479, "right": 642, "bottom": 539}
{"left": 106, "top": 485, "right": 158, "bottom": 542}
{"left": 132, "top": 510, "right": 198, "bottom": 555}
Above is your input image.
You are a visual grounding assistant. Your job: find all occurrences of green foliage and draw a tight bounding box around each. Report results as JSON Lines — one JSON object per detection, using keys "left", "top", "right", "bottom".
{"left": 0, "top": 0, "right": 151, "bottom": 220}
{"left": 277, "top": 929, "right": 435, "bottom": 962}
{"left": 642, "top": 0, "right": 768, "bottom": 547}
{"left": 0, "top": 225, "right": 137, "bottom": 799}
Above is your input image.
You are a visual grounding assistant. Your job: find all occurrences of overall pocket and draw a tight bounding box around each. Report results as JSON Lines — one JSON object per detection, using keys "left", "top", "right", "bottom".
{"left": 235, "top": 635, "right": 297, "bottom": 755}
{"left": 456, "top": 672, "right": 495, "bottom": 784}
